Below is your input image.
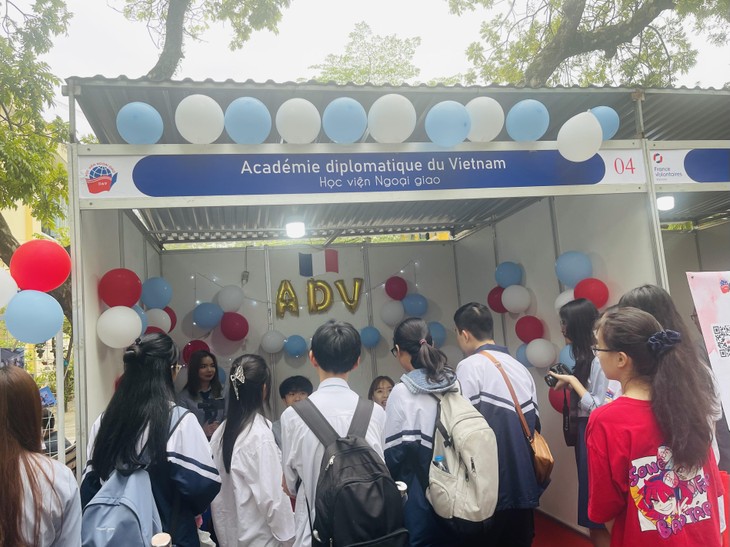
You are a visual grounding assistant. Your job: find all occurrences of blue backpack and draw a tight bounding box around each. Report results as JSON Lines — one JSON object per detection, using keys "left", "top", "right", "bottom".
{"left": 81, "top": 407, "right": 188, "bottom": 547}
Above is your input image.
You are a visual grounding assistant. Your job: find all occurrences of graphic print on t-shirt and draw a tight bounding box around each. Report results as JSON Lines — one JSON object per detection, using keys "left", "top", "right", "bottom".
{"left": 628, "top": 445, "right": 715, "bottom": 539}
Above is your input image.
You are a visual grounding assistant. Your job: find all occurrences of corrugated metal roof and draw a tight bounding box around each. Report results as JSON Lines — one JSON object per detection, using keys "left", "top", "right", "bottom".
{"left": 67, "top": 77, "right": 730, "bottom": 246}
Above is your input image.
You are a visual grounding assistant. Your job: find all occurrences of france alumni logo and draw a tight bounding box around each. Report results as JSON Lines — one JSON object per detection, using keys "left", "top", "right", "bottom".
{"left": 84, "top": 163, "right": 118, "bottom": 194}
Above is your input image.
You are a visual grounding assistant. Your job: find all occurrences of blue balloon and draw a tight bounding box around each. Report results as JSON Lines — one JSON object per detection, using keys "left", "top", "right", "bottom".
{"left": 428, "top": 321, "right": 447, "bottom": 348}
{"left": 425, "top": 101, "right": 471, "bottom": 147}
{"left": 559, "top": 344, "right": 576, "bottom": 370}
{"left": 516, "top": 343, "right": 533, "bottom": 368}
{"left": 218, "top": 366, "right": 227, "bottom": 385}
{"left": 402, "top": 294, "right": 428, "bottom": 317}
{"left": 506, "top": 99, "right": 549, "bottom": 142}
{"left": 193, "top": 302, "right": 224, "bottom": 329}
{"left": 360, "top": 326, "right": 381, "bottom": 349}
{"left": 590, "top": 106, "right": 620, "bottom": 140}
{"left": 5, "top": 290, "right": 64, "bottom": 344}
{"left": 224, "top": 97, "right": 272, "bottom": 144}
{"left": 141, "top": 277, "right": 173, "bottom": 309}
{"left": 284, "top": 335, "right": 308, "bottom": 357}
{"left": 495, "top": 261, "right": 523, "bottom": 288}
{"left": 555, "top": 251, "right": 593, "bottom": 288}
{"left": 322, "top": 97, "right": 367, "bottom": 144}
{"left": 132, "top": 304, "right": 148, "bottom": 336}
{"left": 116, "top": 102, "right": 164, "bottom": 145}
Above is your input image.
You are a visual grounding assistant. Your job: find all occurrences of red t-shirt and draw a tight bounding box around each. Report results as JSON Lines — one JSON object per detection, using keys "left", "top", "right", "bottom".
{"left": 586, "top": 397, "right": 724, "bottom": 547}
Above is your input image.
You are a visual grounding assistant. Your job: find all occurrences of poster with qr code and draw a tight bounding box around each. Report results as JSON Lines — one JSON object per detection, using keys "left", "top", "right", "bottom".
{"left": 687, "top": 272, "right": 730, "bottom": 429}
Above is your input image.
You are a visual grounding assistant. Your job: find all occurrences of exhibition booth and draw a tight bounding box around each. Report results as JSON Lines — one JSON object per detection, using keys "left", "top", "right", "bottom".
{"left": 65, "top": 77, "right": 730, "bottom": 531}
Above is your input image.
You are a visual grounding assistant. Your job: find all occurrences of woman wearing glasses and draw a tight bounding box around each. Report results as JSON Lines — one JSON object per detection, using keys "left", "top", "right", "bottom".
{"left": 585, "top": 307, "right": 722, "bottom": 546}
{"left": 384, "top": 318, "right": 460, "bottom": 546}
{"left": 548, "top": 298, "right": 620, "bottom": 547}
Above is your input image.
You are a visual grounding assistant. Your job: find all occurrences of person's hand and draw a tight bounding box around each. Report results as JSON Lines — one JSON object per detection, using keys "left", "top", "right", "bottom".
{"left": 203, "top": 421, "right": 220, "bottom": 437}
{"left": 548, "top": 371, "right": 573, "bottom": 390}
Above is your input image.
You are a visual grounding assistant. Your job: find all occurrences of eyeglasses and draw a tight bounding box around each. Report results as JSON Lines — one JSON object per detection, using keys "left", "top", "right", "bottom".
{"left": 390, "top": 346, "right": 398, "bottom": 357}
{"left": 591, "top": 346, "right": 616, "bottom": 356}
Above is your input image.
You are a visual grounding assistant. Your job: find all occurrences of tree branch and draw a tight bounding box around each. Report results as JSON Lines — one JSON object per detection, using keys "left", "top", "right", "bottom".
{"left": 146, "top": 0, "right": 192, "bottom": 80}
{"left": 523, "top": 0, "right": 676, "bottom": 85}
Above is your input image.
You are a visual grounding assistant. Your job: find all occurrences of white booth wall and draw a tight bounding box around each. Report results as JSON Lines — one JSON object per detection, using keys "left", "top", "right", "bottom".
{"left": 663, "top": 223, "right": 730, "bottom": 321}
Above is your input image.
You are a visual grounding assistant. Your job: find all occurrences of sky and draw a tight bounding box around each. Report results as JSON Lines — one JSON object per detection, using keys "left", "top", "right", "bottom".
{"left": 42, "top": 0, "right": 730, "bottom": 132}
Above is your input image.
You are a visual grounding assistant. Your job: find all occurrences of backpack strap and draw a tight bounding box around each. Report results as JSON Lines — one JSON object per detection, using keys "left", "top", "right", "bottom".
{"left": 347, "top": 398, "right": 374, "bottom": 438}
{"left": 292, "top": 398, "right": 340, "bottom": 447}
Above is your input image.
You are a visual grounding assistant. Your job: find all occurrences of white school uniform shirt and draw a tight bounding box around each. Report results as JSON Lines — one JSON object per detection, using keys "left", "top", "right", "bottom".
{"left": 280, "top": 377, "right": 386, "bottom": 547}
{"left": 21, "top": 453, "right": 82, "bottom": 546}
{"left": 209, "top": 413, "right": 295, "bottom": 547}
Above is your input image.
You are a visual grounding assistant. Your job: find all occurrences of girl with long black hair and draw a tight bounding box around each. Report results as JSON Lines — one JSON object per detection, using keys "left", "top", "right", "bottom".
{"left": 177, "top": 350, "right": 226, "bottom": 439}
{"left": 586, "top": 307, "right": 723, "bottom": 546}
{"left": 81, "top": 333, "right": 221, "bottom": 547}
{"left": 384, "top": 317, "right": 459, "bottom": 547}
{"left": 209, "top": 354, "right": 294, "bottom": 547}
{"left": 549, "top": 298, "right": 620, "bottom": 547}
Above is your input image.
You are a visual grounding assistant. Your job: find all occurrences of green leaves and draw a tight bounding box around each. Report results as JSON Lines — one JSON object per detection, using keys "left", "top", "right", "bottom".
{"left": 309, "top": 22, "right": 421, "bottom": 85}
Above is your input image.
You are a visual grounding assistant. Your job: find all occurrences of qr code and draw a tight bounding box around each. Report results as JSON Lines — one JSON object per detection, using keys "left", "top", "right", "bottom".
{"left": 712, "top": 324, "right": 730, "bottom": 358}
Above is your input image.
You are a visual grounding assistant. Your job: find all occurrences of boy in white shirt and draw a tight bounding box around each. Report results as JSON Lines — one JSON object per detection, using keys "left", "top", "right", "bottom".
{"left": 280, "top": 320, "right": 386, "bottom": 547}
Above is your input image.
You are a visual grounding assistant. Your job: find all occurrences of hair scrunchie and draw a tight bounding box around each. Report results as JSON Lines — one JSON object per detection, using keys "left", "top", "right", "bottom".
{"left": 646, "top": 330, "right": 682, "bottom": 357}
{"left": 419, "top": 339, "right": 428, "bottom": 346}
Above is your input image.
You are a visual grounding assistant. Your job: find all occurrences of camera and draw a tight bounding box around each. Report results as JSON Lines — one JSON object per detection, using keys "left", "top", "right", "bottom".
{"left": 544, "top": 363, "right": 573, "bottom": 388}
{"left": 197, "top": 398, "right": 225, "bottom": 423}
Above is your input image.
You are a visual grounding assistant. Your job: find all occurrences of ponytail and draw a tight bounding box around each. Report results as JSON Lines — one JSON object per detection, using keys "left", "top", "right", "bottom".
{"left": 394, "top": 318, "right": 454, "bottom": 383}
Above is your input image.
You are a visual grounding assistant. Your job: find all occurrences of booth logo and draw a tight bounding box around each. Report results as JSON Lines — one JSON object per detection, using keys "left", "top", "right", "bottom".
{"left": 84, "top": 163, "right": 118, "bottom": 194}
{"left": 653, "top": 153, "right": 663, "bottom": 164}
{"left": 721, "top": 279, "right": 730, "bottom": 294}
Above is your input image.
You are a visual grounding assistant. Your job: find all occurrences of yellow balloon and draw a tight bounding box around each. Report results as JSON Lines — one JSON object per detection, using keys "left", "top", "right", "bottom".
{"left": 335, "top": 278, "right": 363, "bottom": 313}
{"left": 307, "top": 279, "right": 333, "bottom": 313}
{"left": 276, "top": 280, "right": 299, "bottom": 318}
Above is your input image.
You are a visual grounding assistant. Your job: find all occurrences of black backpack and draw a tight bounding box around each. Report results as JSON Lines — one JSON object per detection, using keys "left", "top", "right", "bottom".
{"left": 293, "top": 397, "right": 409, "bottom": 547}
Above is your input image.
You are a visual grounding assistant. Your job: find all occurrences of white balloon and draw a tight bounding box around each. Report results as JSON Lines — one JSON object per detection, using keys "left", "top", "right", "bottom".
{"left": 554, "top": 289, "right": 575, "bottom": 311}
{"left": 275, "top": 98, "right": 321, "bottom": 144}
{"left": 175, "top": 94, "right": 225, "bottom": 144}
{"left": 501, "top": 285, "right": 531, "bottom": 313}
{"left": 526, "top": 338, "right": 557, "bottom": 369}
{"left": 557, "top": 111, "right": 603, "bottom": 162}
{"left": 0, "top": 268, "right": 19, "bottom": 308}
{"left": 261, "top": 330, "right": 286, "bottom": 353}
{"left": 380, "top": 300, "right": 405, "bottom": 326}
{"left": 466, "top": 97, "right": 504, "bottom": 142}
{"left": 97, "top": 306, "right": 143, "bottom": 348}
{"left": 215, "top": 285, "right": 245, "bottom": 312}
{"left": 147, "top": 307, "right": 172, "bottom": 332}
{"left": 368, "top": 94, "right": 417, "bottom": 144}
{"left": 210, "top": 326, "right": 242, "bottom": 356}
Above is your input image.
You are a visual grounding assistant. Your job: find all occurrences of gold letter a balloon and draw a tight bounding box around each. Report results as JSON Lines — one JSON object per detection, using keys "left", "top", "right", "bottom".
{"left": 275, "top": 280, "right": 299, "bottom": 318}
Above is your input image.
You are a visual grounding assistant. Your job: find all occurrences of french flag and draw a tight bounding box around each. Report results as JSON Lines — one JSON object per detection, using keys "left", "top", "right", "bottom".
{"left": 299, "top": 250, "right": 339, "bottom": 277}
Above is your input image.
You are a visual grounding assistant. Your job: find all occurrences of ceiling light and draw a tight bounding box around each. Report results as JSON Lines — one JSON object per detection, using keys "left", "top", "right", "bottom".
{"left": 657, "top": 196, "right": 675, "bottom": 211}
{"left": 286, "top": 221, "right": 305, "bottom": 238}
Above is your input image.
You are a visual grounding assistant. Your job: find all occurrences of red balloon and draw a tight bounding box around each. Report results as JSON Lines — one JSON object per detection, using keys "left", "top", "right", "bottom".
{"left": 182, "top": 339, "right": 210, "bottom": 363}
{"left": 574, "top": 278, "right": 609, "bottom": 309}
{"left": 145, "top": 326, "right": 165, "bottom": 335}
{"left": 220, "top": 312, "right": 249, "bottom": 341}
{"left": 164, "top": 306, "right": 177, "bottom": 331}
{"left": 385, "top": 276, "right": 408, "bottom": 300}
{"left": 515, "top": 315, "right": 544, "bottom": 343}
{"left": 487, "top": 286, "right": 507, "bottom": 313}
{"left": 99, "top": 268, "right": 142, "bottom": 307}
{"left": 9, "top": 239, "right": 71, "bottom": 292}
{"left": 548, "top": 387, "right": 571, "bottom": 414}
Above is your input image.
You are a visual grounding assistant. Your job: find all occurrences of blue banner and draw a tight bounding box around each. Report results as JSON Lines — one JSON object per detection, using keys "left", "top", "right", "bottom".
{"left": 131, "top": 150, "right": 606, "bottom": 197}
